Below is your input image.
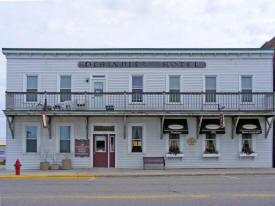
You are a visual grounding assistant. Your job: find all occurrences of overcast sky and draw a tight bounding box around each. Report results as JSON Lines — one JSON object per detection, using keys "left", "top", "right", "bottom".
{"left": 0, "top": 0, "right": 275, "bottom": 143}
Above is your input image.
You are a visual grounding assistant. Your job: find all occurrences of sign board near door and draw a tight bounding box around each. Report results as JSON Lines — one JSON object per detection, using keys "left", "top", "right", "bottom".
{"left": 75, "top": 139, "right": 90, "bottom": 157}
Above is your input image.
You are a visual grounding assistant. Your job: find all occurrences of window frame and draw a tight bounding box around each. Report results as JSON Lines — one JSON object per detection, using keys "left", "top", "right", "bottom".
{"left": 128, "top": 123, "right": 145, "bottom": 154}
{"left": 130, "top": 74, "right": 144, "bottom": 104}
{"left": 169, "top": 75, "right": 181, "bottom": 103}
{"left": 56, "top": 123, "right": 74, "bottom": 154}
{"left": 204, "top": 76, "right": 217, "bottom": 103}
{"left": 60, "top": 75, "right": 72, "bottom": 102}
{"left": 202, "top": 133, "right": 220, "bottom": 157}
{"left": 240, "top": 75, "right": 253, "bottom": 103}
{"left": 24, "top": 74, "right": 40, "bottom": 103}
{"left": 239, "top": 134, "right": 256, "bottom": 156}
{"left": 23, "top": 122, "right": 40, "bottom": 154}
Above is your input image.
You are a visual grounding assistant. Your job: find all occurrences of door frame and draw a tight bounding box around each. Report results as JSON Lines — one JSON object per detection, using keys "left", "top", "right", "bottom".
{"left": 91, "top": 78, "right": 107, "bottom": 109}
{"left": 90, "top": 123, "right": 117, "bottom": 168}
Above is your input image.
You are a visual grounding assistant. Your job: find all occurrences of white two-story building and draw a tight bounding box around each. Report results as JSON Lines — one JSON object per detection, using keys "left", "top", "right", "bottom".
{"left": 2, "top": 48, "right": 275, "bottom": 169}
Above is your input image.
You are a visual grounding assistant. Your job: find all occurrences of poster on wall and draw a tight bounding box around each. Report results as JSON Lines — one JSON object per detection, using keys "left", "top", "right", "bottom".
{"left": 75, "top": 139, "right": 90, "bottom": 157}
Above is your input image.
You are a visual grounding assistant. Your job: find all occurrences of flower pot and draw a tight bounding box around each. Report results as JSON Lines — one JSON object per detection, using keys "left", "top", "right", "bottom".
{"left": 62, "top": 159, "right": 72, "bottom": 170}
{"left": 40, "top": 162, "right": 49, "bottom": 170}
{"left": 50, "top": 164, "right": 60, "bottom": 170}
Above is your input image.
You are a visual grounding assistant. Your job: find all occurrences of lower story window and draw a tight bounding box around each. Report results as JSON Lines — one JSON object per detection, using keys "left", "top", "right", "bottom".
{"left": 26, "top": 126, "right": 37, "bottom": 152}
{"left": 204, "top": 133, "right": 218, "bottom": 154}
{"left": 132, "top": 126, "right": 142, "bottom": 153}
{"left": 60, "top": 126, "right": 71, "bottom": 153}
{"left": 241, "top": 134, "right": 254, "bottom": 154}
{"left": 169, "top": 134, "right": 180, "bottom": 154}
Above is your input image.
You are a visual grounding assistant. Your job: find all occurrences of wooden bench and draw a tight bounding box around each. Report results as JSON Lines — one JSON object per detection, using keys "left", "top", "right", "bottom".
{"left": 143, "top": 156, "right": 165, "bottom": 170}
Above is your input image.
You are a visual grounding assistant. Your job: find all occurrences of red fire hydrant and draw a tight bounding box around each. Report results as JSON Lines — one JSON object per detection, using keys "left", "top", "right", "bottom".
{"left": 14, "top": 159, "right": 21, "bottom": 175}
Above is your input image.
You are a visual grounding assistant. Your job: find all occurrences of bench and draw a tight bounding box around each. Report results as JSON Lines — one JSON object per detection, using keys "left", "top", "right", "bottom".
{"left": 143, "top": 156, "right": 165, "bottom": 170}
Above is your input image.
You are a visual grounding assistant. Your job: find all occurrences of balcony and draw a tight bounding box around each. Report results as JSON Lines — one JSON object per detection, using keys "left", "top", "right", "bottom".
{"left": 4, "top": 91, "right": 275, "bottom": 116}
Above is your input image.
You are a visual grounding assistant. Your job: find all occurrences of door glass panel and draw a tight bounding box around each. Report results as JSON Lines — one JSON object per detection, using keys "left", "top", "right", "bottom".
{"left": 96, "top": 137, "right": 106, "bottom": 152}
{"left": 110, "top": 136, "right": 114, "bottom": 152}
{"left": 94, "top": 82, "right": 104, "bottom": 96}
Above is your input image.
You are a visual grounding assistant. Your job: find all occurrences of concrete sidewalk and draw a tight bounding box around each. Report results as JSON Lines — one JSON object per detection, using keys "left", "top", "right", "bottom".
{"left": 0, "top": 167, "right": 275, "bottom": 178}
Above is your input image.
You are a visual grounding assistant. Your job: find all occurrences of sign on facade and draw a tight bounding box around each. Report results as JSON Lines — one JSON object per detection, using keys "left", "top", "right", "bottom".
{"left": 75, "top": 139, "right": 90, "bottom": 157}
{"left": 78, "top": 61, "right": 206, "bottom": 68}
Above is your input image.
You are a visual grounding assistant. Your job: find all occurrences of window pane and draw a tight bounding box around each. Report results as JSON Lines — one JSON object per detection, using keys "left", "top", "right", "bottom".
{"left": 60, "top": 140, "right": 70, "bottom": 153}
{"left": 206, "top": 77, "right": 216, "bottom": 90}
{"left": 242, "top": 77, "right": 252, "bottom": 89}
{"left": 60, "top": 126, "right": 70, "bottom": 140}
{"left": 61, "top": 76, "right": 71, "bottom": 89}
{"left": 205, "top": 134, "right": 217, "bottom": 154}
{"left": 110, "top": 137, "right": 115, "bottom": 152}
{"left": 26, "top": 126, "right": 37, "bottom": 139}
{"left": 132, "top": 126, "right": 142, "bottom": 139}
{"left": 169, "top": 134, "right": 180, "bottom": 154}
{"left": 60, "top": 89, "right": 71, "bottom": 102}
{"left": 242, "top": 134, "right": 253, "bottom": 154}
{"left": 132, "top": 126, "right": 142, "bottom": 153}
{"left": 132, "top": 76, "right": 143, "bottom": 89}
{"left": 27, "top": 139, "right": 37, "bottom": 152}
{"left": 27, "top": 76, "right": 37, "bottom": 89}
{"left": 170, "top": 76, "right": 180, "bottom": 89}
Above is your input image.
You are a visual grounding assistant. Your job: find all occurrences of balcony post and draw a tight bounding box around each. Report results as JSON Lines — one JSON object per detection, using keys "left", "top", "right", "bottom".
{"left": 162, "top": 91, "right": 165, "bottom": 111}
{"left": 124, "top": 91, "right": 126, "bottom": 111}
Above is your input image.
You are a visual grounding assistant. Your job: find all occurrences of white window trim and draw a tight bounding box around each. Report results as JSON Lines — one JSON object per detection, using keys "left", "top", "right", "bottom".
{"left": 23, "top": 74, "right": 40, "bottom": 103}
{"left": 239, "top": 75, "right": 255, "bottom": 104}
{"left": 128, "top": 123, "right": 146, "bottom": 154}
{"left": 203, "top": 75, "right": 218, "bottom": 104}
{"left": 56, "top": 122, "right": 74, "bottom": 154}
{"left": 239, "top": 134, "right": 257, "bottom": 157}
{"left": 22, "top": 122, "right": 41, "bottom": 154}
{"left": 129, "top": 74, "right": 145, "bottom": 104}
{"left": 202, "top": 134, "right": 220, "bottom": 158}
{"left": 166, "top": 75, "right": 182, "bottom": 104}
{"left": 57, "top": 74, "right": 73, "bottom": 103}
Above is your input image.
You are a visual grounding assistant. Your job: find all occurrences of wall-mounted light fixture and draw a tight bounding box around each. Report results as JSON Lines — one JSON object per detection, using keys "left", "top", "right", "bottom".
{"left": 85, "top": 78, "right": 89, "bottom": 83}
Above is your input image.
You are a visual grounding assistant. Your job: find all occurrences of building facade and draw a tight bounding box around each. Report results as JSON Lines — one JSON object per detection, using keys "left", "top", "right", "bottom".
{"left": 2, "top": 48, "right": 275, "bottom": 169}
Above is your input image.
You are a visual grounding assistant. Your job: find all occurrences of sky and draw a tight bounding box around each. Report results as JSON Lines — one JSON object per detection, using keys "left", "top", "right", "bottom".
{"left": 0, "top": 0, "right": 275, "bottom": 143}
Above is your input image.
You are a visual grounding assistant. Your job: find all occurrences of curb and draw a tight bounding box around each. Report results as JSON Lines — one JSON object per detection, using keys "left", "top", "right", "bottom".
{"left": 0, "top": 172, "right": 274, "bottom": 179}
{"left": 0, "top": 174, "right": 101, "bottom": 179}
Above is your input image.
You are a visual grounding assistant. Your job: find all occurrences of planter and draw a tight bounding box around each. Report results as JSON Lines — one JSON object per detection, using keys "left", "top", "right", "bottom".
{"left": 40, "top": 162, "right": 49, "bottom": 170}
{"left": 165, "top": 153, "right": 184, "bottom": 158}
{"left": 202, "top": 153, "right": 220, "bottom": 158}
{"left": 50, "top": 164, "right": 60, "bottom": 170}
{"left": 240, "top": 153, "right": 257, "bottom": 158}
{"left": 62, "top": 159, "right": 72, "bottom": 170}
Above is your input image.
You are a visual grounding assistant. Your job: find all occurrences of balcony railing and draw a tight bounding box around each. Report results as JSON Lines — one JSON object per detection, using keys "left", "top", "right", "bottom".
{"left": 5, "top": 91, "right": 275, "bottom": 113}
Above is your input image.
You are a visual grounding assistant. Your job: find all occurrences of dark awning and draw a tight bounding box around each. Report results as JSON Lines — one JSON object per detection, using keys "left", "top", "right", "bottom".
{"left": 200, "top": 119, "right": 225, "bottom": 134}
{"left": 163, "top": 119, "right": 188, "bottom": 134}
{"left": 236, "top": 119, "right": 262, "bottom": 134}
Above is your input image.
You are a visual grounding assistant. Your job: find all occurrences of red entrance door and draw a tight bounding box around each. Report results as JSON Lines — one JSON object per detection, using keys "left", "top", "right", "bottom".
{"left": 93, "top": 134, "right": 108, "bottom": 167}
{"left": 109, "top": 134, "right": 115, "bottom": 168}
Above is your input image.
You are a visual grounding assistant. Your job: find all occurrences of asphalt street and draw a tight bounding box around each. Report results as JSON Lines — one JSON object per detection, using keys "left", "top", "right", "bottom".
{"left": 1, "top": 175, "right": 275, "bottom": 206}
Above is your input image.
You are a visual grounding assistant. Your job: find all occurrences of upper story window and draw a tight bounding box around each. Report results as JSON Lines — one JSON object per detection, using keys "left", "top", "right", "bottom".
{"left": 241, "top": 76, "right": 252, "bottom": 102}
{"left": 60, "top": 76, "right": 71, "bottom": 102}
{"left": 26, "top": 75, "right": 38, "bottom": 102}
{"left": 205, "top": 76, "right": 216, "bottom": 103}
{"left": 60, "top": 126, "right": 71, "bottom": 153}
{"left": 169, "top": 76, "right": 180, "bottom": 103}
{"left": 132, "top": 75, "right": 143, "bottom": 102}
{"left": 131, "top": 126, "right": 143, "bottom": 153}
{"left": 26, "top": 126, "right": 37, "bottom": 152}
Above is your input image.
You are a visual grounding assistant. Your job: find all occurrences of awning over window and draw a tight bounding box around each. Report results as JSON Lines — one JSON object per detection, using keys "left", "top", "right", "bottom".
{"left": 236, "top": 119, "right": 262, "bottom": 134}
{"left": 200, "top": 119, "right": 225, "bottom": 134}
{"left": 163, "top": 119, "right": 188, "bottom": 134}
